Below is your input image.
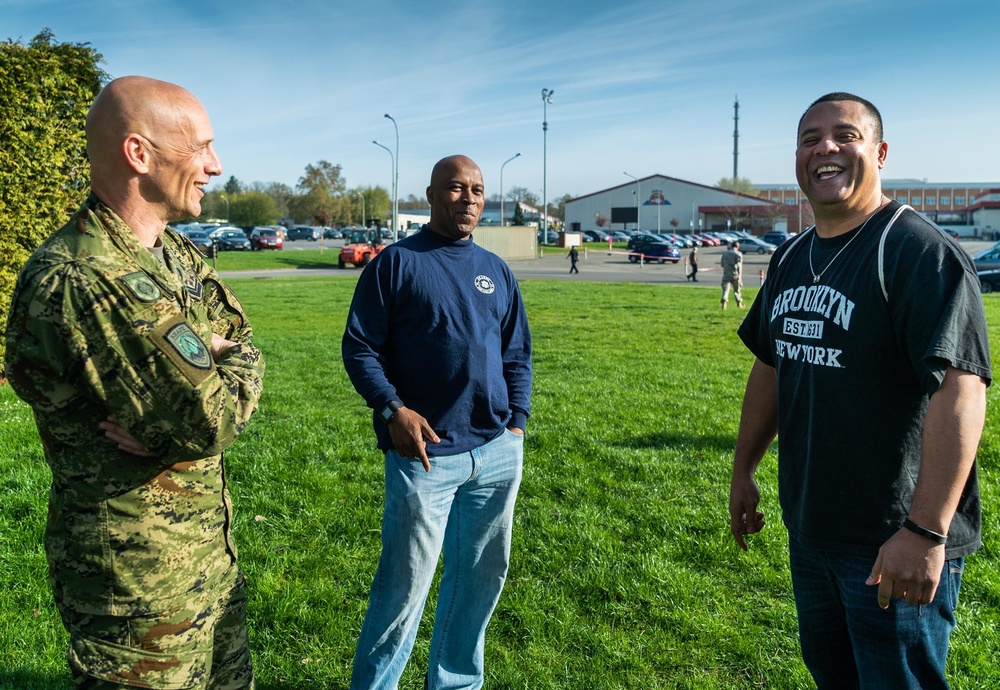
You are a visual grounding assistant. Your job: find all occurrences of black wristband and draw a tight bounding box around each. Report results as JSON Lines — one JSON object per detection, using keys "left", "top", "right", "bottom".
{"left": 902, "top": 518, "right": 947, "bottom": 545}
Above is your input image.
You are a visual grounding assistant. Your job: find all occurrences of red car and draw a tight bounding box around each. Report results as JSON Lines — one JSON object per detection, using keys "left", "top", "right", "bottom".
{"left": 250, "top": 227, "right": 284, "bottom": 250}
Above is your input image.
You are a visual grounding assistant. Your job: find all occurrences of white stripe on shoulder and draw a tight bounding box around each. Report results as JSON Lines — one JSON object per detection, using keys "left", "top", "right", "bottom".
{"left": 877, "top": 205, "right": 913, "bottom": 302}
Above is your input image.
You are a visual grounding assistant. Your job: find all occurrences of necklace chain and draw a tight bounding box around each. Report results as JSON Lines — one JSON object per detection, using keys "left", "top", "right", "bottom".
{"left": 808, "top": 199, "right": 886, "bottom": 284}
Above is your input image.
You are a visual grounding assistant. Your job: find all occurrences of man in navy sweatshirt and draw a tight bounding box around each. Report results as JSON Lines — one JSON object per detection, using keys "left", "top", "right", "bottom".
{"left": 342, "top": 155, "right": 532, "bottom": 690}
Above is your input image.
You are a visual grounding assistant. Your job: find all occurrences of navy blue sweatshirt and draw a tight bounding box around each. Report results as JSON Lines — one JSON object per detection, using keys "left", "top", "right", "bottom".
{"left": 342, "top": 227, "right": 532, "bottom": 456}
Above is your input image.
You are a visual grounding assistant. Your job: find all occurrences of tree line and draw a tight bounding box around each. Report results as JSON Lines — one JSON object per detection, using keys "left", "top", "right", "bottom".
{"left": 197, "top": 175, "right": 575, "bottom": 228}
{"left": 198, "top": 162, "right": 392, "bottom": 229}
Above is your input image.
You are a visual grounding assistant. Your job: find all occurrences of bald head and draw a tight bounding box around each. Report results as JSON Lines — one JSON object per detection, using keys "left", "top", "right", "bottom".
{"left": 84, "top": 76, "right": 222, "bottom": 233}
{"left": 426, "top": 155, "right": 484, "bottom": 241}
{"left": 429, "top": 155, "right": 481, "bottom": 188}
{"left": 87, "top": 76, "right": 202, "bottom": 175}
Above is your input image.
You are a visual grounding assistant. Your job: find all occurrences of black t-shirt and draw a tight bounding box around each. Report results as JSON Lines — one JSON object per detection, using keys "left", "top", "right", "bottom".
{"left": 738, "top": 202, "right": 991, "bottom": 558}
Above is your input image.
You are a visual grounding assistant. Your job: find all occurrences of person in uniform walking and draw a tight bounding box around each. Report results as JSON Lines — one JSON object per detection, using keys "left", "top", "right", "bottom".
{"left": 720, "top": 240, "right": 743, "bottom": 308}
{"left": 4, "top": 76, "right": 264, "bottom": 689}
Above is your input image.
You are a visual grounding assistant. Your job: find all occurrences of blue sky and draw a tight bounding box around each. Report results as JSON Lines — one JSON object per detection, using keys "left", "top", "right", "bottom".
{"left": 5, "top": 0, "right": 999, "bottom": 202}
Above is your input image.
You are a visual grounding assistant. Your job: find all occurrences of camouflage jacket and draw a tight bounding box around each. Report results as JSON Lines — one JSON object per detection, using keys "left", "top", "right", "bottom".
{"left": 720, "top": 248, "right": 743, "bottom": 281}
{"left": 4, "top": 195, "right": 264, "bottom": 616}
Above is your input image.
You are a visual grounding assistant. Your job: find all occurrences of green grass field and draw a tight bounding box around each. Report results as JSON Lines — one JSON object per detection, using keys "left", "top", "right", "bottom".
{"left": 2, "top": 276, "right": 999, "bottom": 689}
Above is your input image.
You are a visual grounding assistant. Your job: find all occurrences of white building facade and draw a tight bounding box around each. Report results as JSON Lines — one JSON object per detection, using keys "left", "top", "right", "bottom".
{"left": 565, "top": 175, "right": 778, "bottom": 236}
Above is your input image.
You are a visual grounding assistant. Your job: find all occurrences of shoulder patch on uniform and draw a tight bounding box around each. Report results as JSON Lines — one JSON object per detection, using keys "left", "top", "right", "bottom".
{"left": 164, "top": 323, "right": 212, "bottom": 369}
{"left": 120, "top": 272, "right": 162, "bottom": 302}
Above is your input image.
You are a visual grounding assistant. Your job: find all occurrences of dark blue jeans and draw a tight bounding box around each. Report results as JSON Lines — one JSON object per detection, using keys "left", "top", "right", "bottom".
{"left": 788, "top": 538, "right": 963, "bottom": 690}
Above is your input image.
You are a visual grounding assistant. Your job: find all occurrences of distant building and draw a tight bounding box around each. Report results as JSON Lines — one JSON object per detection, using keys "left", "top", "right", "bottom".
{"left": 757, "top": 180, "right": 1000, "bottom": 237}
{"left": 565, "top": 175, "right": 780, "bottom": 236}
{"left": 480, "top": 201, "right": 557, "bottom": 228}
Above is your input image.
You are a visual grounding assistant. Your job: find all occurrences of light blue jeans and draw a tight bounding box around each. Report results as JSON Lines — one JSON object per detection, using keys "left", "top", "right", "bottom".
{"left": 350, "top": 429, "right": 524, "bottom": 690}
{"left": 789, "top": 538, "right": 963, "bottom": 690}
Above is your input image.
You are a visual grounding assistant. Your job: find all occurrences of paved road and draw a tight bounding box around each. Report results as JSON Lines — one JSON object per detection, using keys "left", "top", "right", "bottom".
{"left": 221, "top": 239, "right": 995, "bottom": 286}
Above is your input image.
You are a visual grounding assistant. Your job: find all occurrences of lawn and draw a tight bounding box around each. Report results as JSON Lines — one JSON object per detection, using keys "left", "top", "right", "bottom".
{"left": 202, "top": 247, "right": 346, "bottom": 272}
{"left": 2, "top": 278, "right": 999, "bottom": 689}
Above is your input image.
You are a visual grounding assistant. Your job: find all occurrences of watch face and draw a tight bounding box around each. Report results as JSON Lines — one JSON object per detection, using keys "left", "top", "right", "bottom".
{"left": 380, "top": 401, "right": 401, "bottom": 423}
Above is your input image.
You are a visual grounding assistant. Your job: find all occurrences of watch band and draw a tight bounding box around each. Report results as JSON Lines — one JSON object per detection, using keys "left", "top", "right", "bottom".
{"left": 378, "top": 400, "right": 404, "bottom": 424}
{"left": 902, "top": 518, "right": 947, "bottom": 545}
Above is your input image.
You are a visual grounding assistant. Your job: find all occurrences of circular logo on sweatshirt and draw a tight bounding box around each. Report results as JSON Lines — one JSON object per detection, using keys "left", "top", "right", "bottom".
{"left": 474, "top": 275, "right": 495, "bottom": 294}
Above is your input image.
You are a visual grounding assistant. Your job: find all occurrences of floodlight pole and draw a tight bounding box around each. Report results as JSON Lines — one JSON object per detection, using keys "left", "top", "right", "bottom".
{"left": 541, "top": 89, "right": 553, "bottom": 235}
{"left": 372, "top": 140, "right": 394, "bottom": 233}
{"left": 384, "top": 114, "right": 399, "bottom": 241}
{"left": 500, "top": 153, "right": 521, "bottom": 226}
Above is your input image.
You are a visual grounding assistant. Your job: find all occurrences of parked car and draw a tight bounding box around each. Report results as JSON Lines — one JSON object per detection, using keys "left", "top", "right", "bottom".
{"left": 737, "top": 237, "right": 777, "bottom": 255}
{"left": 324, "top": 226, "right": 343, "bottom": 239}
{"left": 582, "top": 229, "right": 609, "bottom": 243}
{"left": 714, "top": 232, "right": 741, "bottom": 244}
{"left": 628, "top": 242, "right": 681, "bottom": 264}
{"left": 250, "top": 227, "right": 284, "bottom": 250}
{"left": 978, "top": 269, "right": 1000, "bottom": 294}
{"left": 760, "top": 231, "right": 791, "bottom": 245}
{"left": 214, "top": 229, "right": 251, "bottom": 251}
{"left": 288, "top": 225, "right": 320, "bottom": 241}
{"left": 694, "top": 233, "right": 721, "bottom": 246}
{"left": 537, "top": 230, "right": 559, "bottom": 244}
{"left": 208, "top": 225, "right": 241, "bottom": 239}
{"left": 184, "top": 230, "right": 214, "bottom": 256}
{"left": 627, "top": 233, "right": 666, "bottom": 250}
{"left": 973, "top": 245, "right": 1000, "bottom": 272}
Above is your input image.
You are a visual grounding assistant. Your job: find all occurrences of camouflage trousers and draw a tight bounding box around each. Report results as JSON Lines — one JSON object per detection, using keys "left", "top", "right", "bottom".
{"left": 62, "top": 566, "right": 254, "bottom": 689}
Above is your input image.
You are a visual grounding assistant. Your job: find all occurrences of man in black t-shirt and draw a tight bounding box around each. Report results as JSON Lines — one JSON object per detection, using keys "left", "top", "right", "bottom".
{"left": 728, "top": 93, "right": 991, "bottom": 689}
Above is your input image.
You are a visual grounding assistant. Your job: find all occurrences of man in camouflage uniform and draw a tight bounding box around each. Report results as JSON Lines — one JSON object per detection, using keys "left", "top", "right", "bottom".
{"left": 4, "top": 76, "right": 264, "bottom": 688}
{"left": 720, "top": 240, "right": 744, "bottom": 309}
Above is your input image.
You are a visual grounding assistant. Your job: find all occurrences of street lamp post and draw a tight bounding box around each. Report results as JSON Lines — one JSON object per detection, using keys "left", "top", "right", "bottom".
{"left": 372, "top": 140, "right": 394, "bottom": 235}
{"left": 354, "top": 190, "right": 366, "bottom": 228}
{"left": 219, "top": 192, "right": 229, "bottom": 223}
{"left": 541, "top": 89, "right": 553, "bottom": 236}
{"left": 384, "top": 114, "right": 399, "bottom": 241}
{"left": 500, "top": 153, "right": 521, "bottom": 227}
{"left": 624, "top": 172, "right": 639, "bottom": 233}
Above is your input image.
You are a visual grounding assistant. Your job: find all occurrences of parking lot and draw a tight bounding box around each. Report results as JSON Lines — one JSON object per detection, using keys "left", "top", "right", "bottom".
{"left": 226, "top": 237, "right": 997, "bottom": 286}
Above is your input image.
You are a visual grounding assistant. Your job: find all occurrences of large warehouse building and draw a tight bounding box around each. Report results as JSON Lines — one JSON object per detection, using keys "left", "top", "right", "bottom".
{"left": 564, "top": 175, "right": 781, "bottom": 237}
{"left": 566, "top": 176, "right": 1000, "bottom": 238}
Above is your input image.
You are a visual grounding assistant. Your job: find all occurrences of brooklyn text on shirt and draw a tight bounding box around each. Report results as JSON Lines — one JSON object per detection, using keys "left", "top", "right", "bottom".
{"left": 769, "top": 284, "right": 855, "bottom": 330}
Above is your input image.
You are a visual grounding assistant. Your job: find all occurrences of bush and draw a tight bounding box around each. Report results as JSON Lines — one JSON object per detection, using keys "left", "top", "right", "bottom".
{"left": 0, "top": 29, "right": 105, "bottom": 367}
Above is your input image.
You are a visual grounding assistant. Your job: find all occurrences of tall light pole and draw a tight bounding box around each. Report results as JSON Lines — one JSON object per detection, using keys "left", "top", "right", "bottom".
{"left": 500, "top": 153, "right": 521, "bottom": 227}
{"left": 541, "top": 88, "right": 553, "bottom": 236}
{"left": 219, "top": 192, "right": 229, "bottom": 223}
{"left": 373, "top": 140, "right": 394, "bottom": 234}
{"left": 354, "top": 190, "right": 366, "bottom": 228}
{"left": 384, "top": 114, "right": 399, "bottom": 241}
{"left": 624, "top": 172, "right": 639, "bottom": 233}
